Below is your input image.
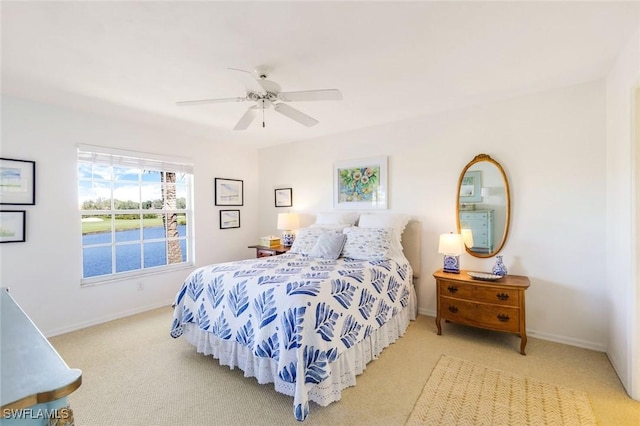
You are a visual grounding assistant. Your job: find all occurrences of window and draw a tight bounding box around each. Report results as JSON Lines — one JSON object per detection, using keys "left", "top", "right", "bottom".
{"left": 78, "top": 145, "right": 194, "bottom": 284}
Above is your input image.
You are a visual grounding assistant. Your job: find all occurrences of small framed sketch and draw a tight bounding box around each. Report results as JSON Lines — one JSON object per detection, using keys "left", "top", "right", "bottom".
{"left": 274, "top": 188, "right": 293, "bottom": 207}
{"left": 0, "top": 210, "right": 26, "bottom": 243}
{"left": 220, "top": 210, "right": 240, "bottom": 229}
{"left": 215, "top": 178, "right": 243, "bottom": 206}
{"left": 460, "top": 170, "right": 482, "bottom": 203}
{"left": 0, "top": 158, "right": 36, "bottom": 205}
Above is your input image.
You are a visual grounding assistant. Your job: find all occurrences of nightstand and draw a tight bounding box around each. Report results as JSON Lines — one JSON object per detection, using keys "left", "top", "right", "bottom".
{"left": 248, "top": 245, "right": 291, "bottom": 258}
{"left": 433, "top": 269, "right": 530, "bottom": 355}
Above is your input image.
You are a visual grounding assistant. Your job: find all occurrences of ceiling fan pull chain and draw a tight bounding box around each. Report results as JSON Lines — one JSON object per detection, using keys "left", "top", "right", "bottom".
{"left": 262, "top": 106, "right": 265, "bottom": 128}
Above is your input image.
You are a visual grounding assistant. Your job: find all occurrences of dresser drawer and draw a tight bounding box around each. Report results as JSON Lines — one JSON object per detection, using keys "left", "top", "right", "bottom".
{"left": 465, "top": 227, "right": 489, "bottom": 237}
{"left": 440, "top": 296, "right": 520, "bottom": 332}
{"left": 439, "top": 281, "right": 519, "bottom": 306}
{"left": 460, "top": 218, "right": 488, "bottom": 228}
{"left": 460, "top": 212, "right": 490, "bottom": 221}
{"left": 472, "top": 237, "right": 490, "bottom": 248}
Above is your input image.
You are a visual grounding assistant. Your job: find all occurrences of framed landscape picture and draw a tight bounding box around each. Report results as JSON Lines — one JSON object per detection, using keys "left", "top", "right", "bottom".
{"left": 215, "top": 178, "right": 243, "bottom": 206}
{"left": 274, "top": 188, "right": 293, "bottom": 207}
{"left": 0, "top": 210, "right": 26, "bottom": 243}
{"left": 219, "top": 210, "right": 240, "bottom": 229}
{"left": 0, "top": 158, "right": 36, "bottom": 205}
{"left": 333, "top": 156, "right": 388, "bottom": 210}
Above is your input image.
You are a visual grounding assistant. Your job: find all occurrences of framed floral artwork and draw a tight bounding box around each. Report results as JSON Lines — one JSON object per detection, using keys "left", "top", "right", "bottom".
{"left": 333, "top": 156, "right": 388, "bottom": 210}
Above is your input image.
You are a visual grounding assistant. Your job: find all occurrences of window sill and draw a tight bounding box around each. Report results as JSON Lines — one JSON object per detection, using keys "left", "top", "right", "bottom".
{"left": 80, "top": 262, "right": 195, "bottom": 287}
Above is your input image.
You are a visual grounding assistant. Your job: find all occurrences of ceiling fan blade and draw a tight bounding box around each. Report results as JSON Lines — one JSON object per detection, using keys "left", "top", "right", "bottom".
{"left": 228, "top": 67, "right": 266, "bottom": 95}
{"left": 278, "top": 89, "right": 343, "bottom": 102}
{"left": 273, "top": 103, "right": 319, "bottom": 127}
{"left": 233, "top": 106, "right": 258, "bottom": 130}
{"left": 176, "top": 97, "right": 245, "bottom": 106}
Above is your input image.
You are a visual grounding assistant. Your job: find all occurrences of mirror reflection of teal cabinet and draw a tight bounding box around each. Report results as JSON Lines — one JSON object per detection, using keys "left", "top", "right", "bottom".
{"left": 457, "top": 154, "right": 510, "bottom": 258}
{"left": 459, "top": 209, "right": 494, "bottom": 254}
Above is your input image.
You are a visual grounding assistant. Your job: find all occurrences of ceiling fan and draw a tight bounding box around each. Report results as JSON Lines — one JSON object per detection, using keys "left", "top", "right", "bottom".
{"left": 176, "top": 68, "right": 343, "bottom": 130}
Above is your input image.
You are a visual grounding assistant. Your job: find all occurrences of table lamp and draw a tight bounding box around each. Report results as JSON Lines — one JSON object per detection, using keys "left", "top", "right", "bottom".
{"left": 481, "top": 187, "right": 490, "bottom": 200}
{"left": 461, "top": 228, "right": 474, "bottom": 249}
{"left": 277, "top": 212, "right": 300, "bottom": 247}
{"left": 438, "top": 233, "right": 465, "bottom": 274}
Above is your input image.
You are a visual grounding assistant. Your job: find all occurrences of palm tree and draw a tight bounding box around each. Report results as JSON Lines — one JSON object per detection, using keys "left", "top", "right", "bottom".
{"left": 162, "top": 171, "right": 182, "bottom": 264}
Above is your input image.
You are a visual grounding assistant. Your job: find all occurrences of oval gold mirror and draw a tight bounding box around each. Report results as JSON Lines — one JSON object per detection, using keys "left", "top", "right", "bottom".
{"left": 456, "top": 154, "right": 510, "bottom": 258}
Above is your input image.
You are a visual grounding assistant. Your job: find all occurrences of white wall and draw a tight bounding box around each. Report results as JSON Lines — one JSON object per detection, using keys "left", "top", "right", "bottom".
{"left": 0, "top": 77, "right": 625, "bottom": 361}
{"left": 258, "top": 80, "right": 608, "bottom": 351}
{"left": 0, "top": 96, "right": 260, "bottom": 336}
{"left": 605, "top": 26, "right": 640, "bottom": 399}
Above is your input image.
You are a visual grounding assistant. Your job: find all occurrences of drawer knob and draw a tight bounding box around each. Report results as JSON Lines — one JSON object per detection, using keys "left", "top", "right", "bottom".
{"left": 497, "top": 314, "right": 510, "bottom": 322}
{"left": 447, "top": 286, "right": 458, "bottom": 294}
{"left": 448, "top": 305, "right": 459, "bottom": 313}
{"left": 496, "top": 293, "right": 510, "bottom": 301}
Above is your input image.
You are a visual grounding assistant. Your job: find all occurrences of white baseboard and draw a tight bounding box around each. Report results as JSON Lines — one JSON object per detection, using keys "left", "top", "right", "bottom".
{"left": 47, "top": 303, "right": 607, "bottom": 353}
{"left": 525, "top": 329, "right": 606, "bottom": 352}
{"left": 416, "top": 308, "right": 606, "bottom": 352}
{"left": 44, "top": 299, "right": 174, "bottom": 338}
{"left": 605, "top": 351, "right": 638, "bottom": 400}
{"left": 418, "top": 307, "right": 436, "bottom": 317}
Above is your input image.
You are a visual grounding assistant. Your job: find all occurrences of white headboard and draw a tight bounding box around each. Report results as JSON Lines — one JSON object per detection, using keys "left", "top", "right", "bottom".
{"left": 401, "top": 220, "right": 422, "bottom": 278}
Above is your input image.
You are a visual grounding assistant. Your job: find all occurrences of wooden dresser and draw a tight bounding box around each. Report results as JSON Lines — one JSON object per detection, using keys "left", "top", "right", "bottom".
{"left": 433, "top": 269, "right": 530, "bottom": 355}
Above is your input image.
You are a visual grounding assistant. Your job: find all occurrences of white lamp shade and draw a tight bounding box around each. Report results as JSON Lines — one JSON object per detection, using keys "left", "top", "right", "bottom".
{"left": 438, "top": 233, "right": 465, "bottom": 255}
{"left": 481, "top": 187, "right": 490, "bottom": 198}
{"left": 277, "top": 213, "right": 300, "bottom": 230}
{"left": 461, "top": 228, "right": 474, "bottom": 248}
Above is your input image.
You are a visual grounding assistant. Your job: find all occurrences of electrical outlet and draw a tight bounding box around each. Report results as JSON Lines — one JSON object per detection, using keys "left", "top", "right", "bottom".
{"left": 137, "top": 282, "right": 144, "bottom": 291}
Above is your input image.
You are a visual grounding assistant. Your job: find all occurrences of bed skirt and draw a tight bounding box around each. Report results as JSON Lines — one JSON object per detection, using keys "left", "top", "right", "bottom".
{"left": 182, "top": 285, "right": 417, "bottom": 420}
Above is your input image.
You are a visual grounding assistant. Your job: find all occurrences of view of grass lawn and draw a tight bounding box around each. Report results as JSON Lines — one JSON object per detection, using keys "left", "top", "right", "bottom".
{"left": 81, "top": 216, "right": 186, "bottom": 234}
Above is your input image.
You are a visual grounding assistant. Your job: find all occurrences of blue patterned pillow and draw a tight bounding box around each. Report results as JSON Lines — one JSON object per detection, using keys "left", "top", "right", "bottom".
{"left": 358, "top": 213, "right": 409, "bottom": 253}
{"left": 309, "top": 233, "right": 347, "bottom": 260}
{"left": 289, "top": 227, "right": 342, "bottom": 254}
{"left": 341, "top": 227, "right": 393, "bottom": 260}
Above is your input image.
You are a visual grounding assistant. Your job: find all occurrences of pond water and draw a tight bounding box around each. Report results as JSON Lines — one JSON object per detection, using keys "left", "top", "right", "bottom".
{"left": 83, "top": 225, "right": 187, "bottom": 278}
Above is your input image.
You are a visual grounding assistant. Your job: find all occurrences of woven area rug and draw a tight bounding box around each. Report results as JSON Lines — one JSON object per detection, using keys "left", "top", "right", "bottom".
{"left": 406, "top": 355, "right": 597, "bottom": 425}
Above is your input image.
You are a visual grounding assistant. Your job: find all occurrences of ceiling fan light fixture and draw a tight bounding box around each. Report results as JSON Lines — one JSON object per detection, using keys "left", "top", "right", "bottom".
{"left": 258, "top": 99, "right": 272, "bottom": 109}
{"left": 177, "top": 67, "right": 342, "bottom": 130}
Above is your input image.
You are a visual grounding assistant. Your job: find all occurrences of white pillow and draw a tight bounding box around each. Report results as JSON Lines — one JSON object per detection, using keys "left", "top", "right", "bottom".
{"left": 314, "top": 212, "right": 359, "bottom": 226}
{"left": 357, "top": 213, "right": 409, "bottom": 252}
{"left": 289, "top": 227, "right": 342, "bottom": 255}
{"left": 308, "top": 233, "right": 347, "bottom": 260}
{"left": 357, "top": 213, "right": 409, "bottom": 234}
{"left": 310, "top": 223, "right": 352, "bottom": 231}
{"left": 341, "top": 227, "right": 393, "bottom": 261}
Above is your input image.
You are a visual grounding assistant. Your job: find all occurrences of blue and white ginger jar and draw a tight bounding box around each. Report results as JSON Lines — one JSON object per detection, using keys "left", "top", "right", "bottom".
{"left": 491, "top": 255, "right": 508, "bottom": 276}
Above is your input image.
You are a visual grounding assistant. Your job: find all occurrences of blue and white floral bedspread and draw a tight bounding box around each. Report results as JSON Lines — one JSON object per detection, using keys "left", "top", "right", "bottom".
{"left": 170, "top": 253, "right": 412, "bottom": 421}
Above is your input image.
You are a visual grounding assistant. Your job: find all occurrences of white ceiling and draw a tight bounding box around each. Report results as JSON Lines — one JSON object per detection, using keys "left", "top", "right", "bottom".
{"left": 2, "top": 1, "right": 639, "bottom": 148}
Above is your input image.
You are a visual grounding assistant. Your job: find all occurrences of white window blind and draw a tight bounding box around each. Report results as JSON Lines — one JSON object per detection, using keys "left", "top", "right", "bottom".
{"left": 77, "top": 144, "right": 193, "bottom": 174}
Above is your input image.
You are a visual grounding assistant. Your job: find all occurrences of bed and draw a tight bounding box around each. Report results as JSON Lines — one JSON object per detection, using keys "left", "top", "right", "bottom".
{"left": 170, "top": 215, "right": 421, "bottom": 421}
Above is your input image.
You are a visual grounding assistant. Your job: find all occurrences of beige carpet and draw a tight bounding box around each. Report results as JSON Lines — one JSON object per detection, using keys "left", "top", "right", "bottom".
{"left": 48, "top": 307, "right": 639, "bottom": 425}
{"left": 406, "top": 355, "right": 597, "bottom": 426}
